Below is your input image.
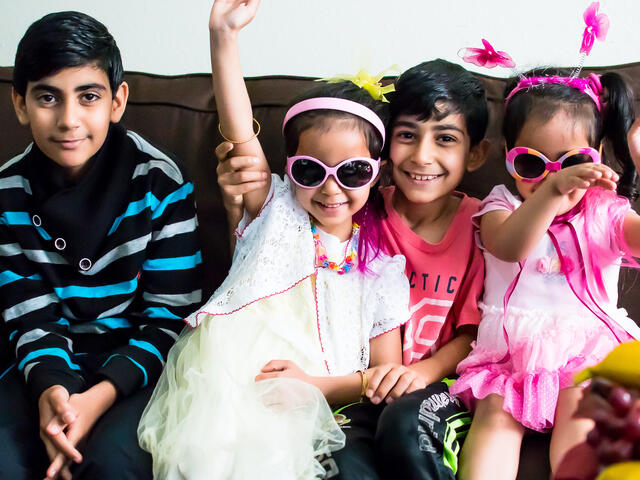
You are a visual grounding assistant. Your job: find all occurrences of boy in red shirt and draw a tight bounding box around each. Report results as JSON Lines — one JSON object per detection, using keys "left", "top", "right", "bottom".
{"left": 217, "top": 59, "right": 489, "bottom": 479}
{"left": 346, "top": 60, "right": 488, "bottom": 480}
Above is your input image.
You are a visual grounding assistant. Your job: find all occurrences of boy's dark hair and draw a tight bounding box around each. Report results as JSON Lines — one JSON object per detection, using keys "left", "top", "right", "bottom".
{"left": 504, "top": 67, "right": 637, "bottom": 200}
{"left": 13, "top": 11, "right": 123, "bottom": 97}
{"left": 284, "top": 81, "right": 389, "bottom": 159}
{"left": 387, "top": 59, "right": 489, "bottom": 147}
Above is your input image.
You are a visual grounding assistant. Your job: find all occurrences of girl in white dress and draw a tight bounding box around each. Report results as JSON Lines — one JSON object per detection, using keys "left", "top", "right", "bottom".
{"left": 450, "top": 69, "right": 640, "bottom": 479}
{"left": 137, "top": 1, "right": 409, "bottom": 479}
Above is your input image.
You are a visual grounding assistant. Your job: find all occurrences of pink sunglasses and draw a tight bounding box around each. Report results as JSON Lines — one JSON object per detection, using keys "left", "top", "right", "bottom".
{"left": 505, "top": 146, "right": 601, "bottom": 182}
{"left": 286, "top": 155, "right": 380, "bottom": 190}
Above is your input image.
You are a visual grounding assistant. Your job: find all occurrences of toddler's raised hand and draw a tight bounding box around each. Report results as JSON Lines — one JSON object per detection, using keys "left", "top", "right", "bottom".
{"left": 209, "top": 0, "right": 260, "bottom": 33}
{"left": 548, "top": 162, "right": 619, "bottom": 196}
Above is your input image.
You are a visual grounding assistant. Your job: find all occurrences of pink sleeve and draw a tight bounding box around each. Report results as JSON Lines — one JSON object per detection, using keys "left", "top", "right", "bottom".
{"left": 471, "top": 184, "right": 520, "bottom": 229}
{"left": 607, "top": 196, "right": 639, "bottom": 267}
{"left": 609, "top": 197, "right": 632, "bottom": 258}
{"left": 583, "top": 188, "right": 636, "bottom": 265}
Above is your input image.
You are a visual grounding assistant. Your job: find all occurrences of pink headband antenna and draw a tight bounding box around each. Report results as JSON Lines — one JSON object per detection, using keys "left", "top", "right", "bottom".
{"left": 282, "top": 97, "right": 386, "bottom": 147}
{"left": 458, "top": 39, "right": 515, "bottom": 69}
{"left": 572, "top": 1, "right": 609, "bottom": 78}
{"left": 505, "top": 73, "right": 603, "bottom": 111}
{"left": 504, "top": 3, "right": 609, "bottom": 110}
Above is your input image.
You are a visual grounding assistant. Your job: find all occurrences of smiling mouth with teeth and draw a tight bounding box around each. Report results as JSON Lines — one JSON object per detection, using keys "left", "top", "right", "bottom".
{"left": 317, "top": 201, "right": 346, "bottom": 208}
{"left": 407, "top": 172, "right": 444, "bottom": 181}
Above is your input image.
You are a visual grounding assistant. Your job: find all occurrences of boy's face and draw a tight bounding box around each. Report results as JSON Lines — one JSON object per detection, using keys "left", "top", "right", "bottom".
{"left": 12, "top": 64, "right": 128, "bottom": 178}
{"left": 388, "top": 108, "right": 485, "bottom": 205}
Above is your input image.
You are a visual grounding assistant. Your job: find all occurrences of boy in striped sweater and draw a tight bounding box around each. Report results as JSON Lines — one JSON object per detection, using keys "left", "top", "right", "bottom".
{"left": 0, "top": 11, "right": 202, "bottom": 480}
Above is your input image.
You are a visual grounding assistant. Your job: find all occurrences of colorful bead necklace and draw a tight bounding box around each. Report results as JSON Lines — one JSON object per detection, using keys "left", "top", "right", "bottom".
{"left": 310, "top": 218, "right": 359, "bottom": 275}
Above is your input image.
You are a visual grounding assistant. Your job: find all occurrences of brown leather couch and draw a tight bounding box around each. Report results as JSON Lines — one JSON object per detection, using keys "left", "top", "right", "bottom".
{"left": 2, "top": 64, "right": 640, "bottom": 479}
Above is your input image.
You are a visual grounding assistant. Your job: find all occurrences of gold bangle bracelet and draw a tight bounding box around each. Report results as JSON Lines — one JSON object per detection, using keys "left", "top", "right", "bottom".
{"left": 357, "top": 369, "right": 368, "bottom": 401}
{"left": 217, "top": 117, "right": 261, "bottom": 144}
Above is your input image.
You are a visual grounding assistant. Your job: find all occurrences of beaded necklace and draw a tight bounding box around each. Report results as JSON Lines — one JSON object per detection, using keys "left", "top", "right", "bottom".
{"left": 310, "top": 218, "right": 359, "bottom": 275}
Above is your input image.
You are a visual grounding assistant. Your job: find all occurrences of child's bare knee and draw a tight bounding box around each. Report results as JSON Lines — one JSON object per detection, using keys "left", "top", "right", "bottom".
{"left": 475, "top": 395, "right": 519, "bottom": 428}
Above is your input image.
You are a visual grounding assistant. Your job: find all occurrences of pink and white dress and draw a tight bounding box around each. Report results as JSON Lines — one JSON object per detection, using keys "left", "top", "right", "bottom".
{"left": 451, "top": 185, "right": 640, "bottom": 432}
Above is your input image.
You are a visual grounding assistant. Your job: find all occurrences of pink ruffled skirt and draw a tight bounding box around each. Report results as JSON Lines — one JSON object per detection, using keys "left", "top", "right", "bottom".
{"left": 450, "top": 303, "right": 628, "bottom": 432}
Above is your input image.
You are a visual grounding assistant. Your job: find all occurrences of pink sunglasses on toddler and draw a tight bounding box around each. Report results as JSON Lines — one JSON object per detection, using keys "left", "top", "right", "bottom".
{"left": 283, "top": 97, "right": 385, "bottom": 190}
{"left": 286, "top": 156, "right": 380, "bottom": 190}
{"left": 505, "top": 146, "right": 601, "bottom": 182}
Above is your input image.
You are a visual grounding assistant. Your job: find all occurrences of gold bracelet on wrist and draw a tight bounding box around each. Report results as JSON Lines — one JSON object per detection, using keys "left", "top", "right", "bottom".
{"left": 217, "top": 117, "right": 261, "bottom": 144}
{"left": 357, "top": 369, "right": 368, "bottom": 401}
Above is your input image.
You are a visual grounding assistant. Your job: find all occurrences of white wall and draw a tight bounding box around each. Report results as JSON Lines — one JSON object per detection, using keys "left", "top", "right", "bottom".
{"left": 1, "top": 0, "right": 638, "bottom": 78}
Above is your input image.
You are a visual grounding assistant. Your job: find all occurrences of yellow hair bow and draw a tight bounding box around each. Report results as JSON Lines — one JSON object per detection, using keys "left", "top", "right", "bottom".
{"left": 318, "top": 66, "right": 400, "bottom": 103}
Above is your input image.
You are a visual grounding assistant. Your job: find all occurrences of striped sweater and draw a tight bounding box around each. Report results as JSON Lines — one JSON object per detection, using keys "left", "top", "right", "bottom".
{"left": 0, "top": 124, "right": 202, "bottom": 401}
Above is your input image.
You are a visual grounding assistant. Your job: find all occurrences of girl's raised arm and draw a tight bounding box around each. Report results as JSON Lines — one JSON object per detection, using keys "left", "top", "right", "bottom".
{"left": 481, "top": 163, "right": 618, "bottom": 262}
{"left": 209, "top": 0, "right": 270, "bottom": 218}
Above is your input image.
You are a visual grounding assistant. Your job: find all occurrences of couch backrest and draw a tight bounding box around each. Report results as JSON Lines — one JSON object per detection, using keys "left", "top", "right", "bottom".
{"left": 1, "top": 65, "right": 640, "bottom": 319}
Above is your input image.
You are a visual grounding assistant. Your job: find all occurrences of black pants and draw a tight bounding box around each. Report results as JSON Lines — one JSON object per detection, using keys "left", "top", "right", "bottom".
{"left": 320, "top": 381, "right": 471, "bottom": 480}
{"left": 0, "top": 364, "right": 153, "bottom": 480}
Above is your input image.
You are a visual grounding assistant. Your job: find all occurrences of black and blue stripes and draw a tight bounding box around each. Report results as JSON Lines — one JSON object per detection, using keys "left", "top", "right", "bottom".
{"left": 0, "top": 124, "right": 202, "bottom": 401}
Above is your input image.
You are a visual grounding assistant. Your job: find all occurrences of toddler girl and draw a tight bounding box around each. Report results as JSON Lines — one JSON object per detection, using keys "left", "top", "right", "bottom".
{"left": 137, "top": 1, "right": 409, "bottom": 479}
{"left": 450, "top": 69, "right": 640, "bottom": 479}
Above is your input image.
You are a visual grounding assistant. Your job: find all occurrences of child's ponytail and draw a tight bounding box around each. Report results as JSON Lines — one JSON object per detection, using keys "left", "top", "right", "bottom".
{"left": 600, "top": 72, "right": 638, "bottom": 201}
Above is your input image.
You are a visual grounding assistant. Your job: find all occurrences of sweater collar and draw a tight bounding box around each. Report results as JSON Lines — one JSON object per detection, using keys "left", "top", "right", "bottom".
{"left": 26, "top": 123, "right": 136, "bottom": 270}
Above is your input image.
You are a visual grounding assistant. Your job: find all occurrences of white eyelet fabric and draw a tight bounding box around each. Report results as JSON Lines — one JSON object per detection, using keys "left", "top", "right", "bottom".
{"left": 187, "top": 175, "right": 409, "bottom": 374}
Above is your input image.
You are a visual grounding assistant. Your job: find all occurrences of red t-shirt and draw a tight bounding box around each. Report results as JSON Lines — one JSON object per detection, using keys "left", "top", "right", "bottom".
{"left": 380, "top": 187, "right": 484, "bottom": 365}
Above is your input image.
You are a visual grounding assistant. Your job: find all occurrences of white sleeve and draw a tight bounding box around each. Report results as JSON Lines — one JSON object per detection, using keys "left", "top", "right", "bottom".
{"left": 233, "top": 174, "right": 298, "bottom": 260}
{"left": 366, "top": 254, "right": 410, "bottom": 339}
{"left": 235, "top": 174, "right": 280, "bottom": 240}
{"left": 184, "top": 174, "right": 315, "bottom": 327}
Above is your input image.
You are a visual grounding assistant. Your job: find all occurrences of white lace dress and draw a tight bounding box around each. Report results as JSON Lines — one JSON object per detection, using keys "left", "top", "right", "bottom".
{"left": 138, "top": 175, "right": 410, "bottom": 480}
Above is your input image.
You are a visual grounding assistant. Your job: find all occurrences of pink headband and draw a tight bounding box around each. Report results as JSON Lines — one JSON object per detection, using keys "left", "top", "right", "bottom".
{"left": 505, "top": 73, "right": 604, "bottom": 111}
{"left": 282, "top": 97, "right": 386, "bottom": 147}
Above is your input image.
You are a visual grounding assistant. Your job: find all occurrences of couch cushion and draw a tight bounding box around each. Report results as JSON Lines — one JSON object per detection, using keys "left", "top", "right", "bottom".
{"left": 2, "top": 66, "right": 640, "bottom": 313}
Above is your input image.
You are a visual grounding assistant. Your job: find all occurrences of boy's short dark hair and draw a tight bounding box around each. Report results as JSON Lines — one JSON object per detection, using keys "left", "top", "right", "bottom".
{"left": 388, "top": 59, "right": 488, "bottom": 147}
{"left": 13, "top": 11, "right": 123, "bottom": 97}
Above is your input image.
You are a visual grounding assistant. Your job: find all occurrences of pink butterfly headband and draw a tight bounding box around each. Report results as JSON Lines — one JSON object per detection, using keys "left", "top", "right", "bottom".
{"left": 459, "top": 3, "right": 609, "bottom": 111}
{"left": 505, "top": 73, "right": 604, "bottom": 111}
{"left": 580, "top": 1, "right": 609, "bottom": 56}
{"left": 458, "top": 39, "right": 515, "bottom": 69}
{"left": 458, "top": 2, "right": 609, "bottom": 73}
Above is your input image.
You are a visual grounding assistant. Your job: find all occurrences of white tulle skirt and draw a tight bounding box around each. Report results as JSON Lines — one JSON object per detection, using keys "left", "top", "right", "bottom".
{"left": 138, "top": 278, "right": 345, "bottom": 479}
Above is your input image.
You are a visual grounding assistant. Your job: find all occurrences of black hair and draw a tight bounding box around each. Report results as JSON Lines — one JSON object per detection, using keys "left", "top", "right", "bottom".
{"left": 387, "top": 59, "right": 489, "bottom": 147}
{"left": 13, "top": 11, "right": 123, "bottom": 98}
{"left": 283, "top": 81, "right": 390, "bottom": 273}
{"left": 504, "top": 68, "right": 637, "bottom": 200}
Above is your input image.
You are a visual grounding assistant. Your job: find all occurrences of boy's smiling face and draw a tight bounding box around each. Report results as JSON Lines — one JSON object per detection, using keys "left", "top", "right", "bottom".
{"left": 12, "top": 64, "right": 128, "bottom": 179}
{"left": 388, "top": 108, "right": 485, "bottom": 206}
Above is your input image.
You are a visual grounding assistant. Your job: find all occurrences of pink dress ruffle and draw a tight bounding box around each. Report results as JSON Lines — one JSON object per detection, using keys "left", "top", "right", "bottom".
{"left": 451, "top": 185, "right": 638, "bottom": 433}
{"left": 451, "top": 305, "right": 625, "bottom": 432}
